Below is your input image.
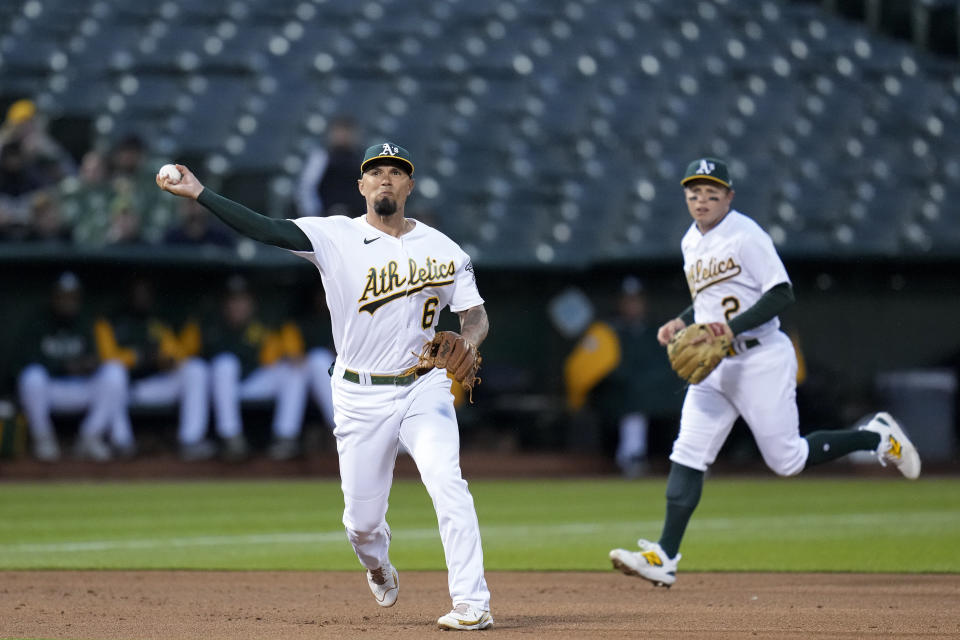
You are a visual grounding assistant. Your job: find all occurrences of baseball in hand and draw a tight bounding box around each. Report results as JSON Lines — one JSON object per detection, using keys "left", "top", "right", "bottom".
{"left": 157, "top": 163, "right": 181, "bottom": 184}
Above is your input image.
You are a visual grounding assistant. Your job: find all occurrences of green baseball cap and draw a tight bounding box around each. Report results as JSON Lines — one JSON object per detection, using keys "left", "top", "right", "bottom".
{"left": 681, "top": 157, "right": 732, "bottom": 188}
{"left": 360, "top": 142, "right": 414, "bottom": 175}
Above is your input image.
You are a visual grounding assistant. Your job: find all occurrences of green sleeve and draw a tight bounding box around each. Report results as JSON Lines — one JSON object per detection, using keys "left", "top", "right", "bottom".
{"left": 678, "top": 305, "right": 695, "bottom": 325}
{"left": 196, "top": 189, "right": 312, "bottom": 251}
{"left": 728, "top": 282, "right": 794, "bottom": 335}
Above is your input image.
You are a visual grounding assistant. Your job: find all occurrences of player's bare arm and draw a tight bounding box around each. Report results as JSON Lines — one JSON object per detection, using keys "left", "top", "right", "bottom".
{"left": 155, "top": 164, "right": 311, "bottom": 251}
{"left": 457, "top": 304, "right": 489, "bottom": 349}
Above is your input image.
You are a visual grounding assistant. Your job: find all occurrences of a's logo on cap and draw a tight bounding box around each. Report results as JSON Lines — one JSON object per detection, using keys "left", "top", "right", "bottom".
{"left": 697, "top": 159, "right": 715, "bottom": 175}
{"left": 381, "top": 143, "right": 398, "bottom": 156}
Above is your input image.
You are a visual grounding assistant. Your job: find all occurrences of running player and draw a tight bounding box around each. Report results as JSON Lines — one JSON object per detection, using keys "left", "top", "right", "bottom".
{"left": 157, "top": 142, "right": 493, "bottom": 630}
{"left": 609, "top": 157, "right": 921, "bottom": 587}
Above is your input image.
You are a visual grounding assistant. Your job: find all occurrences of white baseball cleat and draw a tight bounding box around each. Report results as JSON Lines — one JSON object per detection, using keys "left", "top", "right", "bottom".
{"left": 609, "top": 539, "right": 680, "bottom": 587}
{"left": 859, "top": 412, "right": 921, "bottom": 480}
{"left": 366, "top": 563, "right": 399, "bottom": 607}
{"left": 437, "top": 603, "right": 494, "bottom": 631}
{"left": 73, "top": 435, "right": 112, "bottom": 462}
{"left": 32, "top": 434, "right": 61, "bottom": 462}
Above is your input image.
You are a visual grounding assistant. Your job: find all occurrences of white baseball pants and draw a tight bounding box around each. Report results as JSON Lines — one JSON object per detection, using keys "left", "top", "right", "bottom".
{"left": 18, "top": 362, "right": 127, "bottom": 443}
{"left": 670, "top": 330, "right": 809, "bottom": 476}
{"left": 331, "top": 364, "right": 490, "bottom": 611}
{"left": 109, "top": 357, "right": 210, "bottom": 446}
{"left": 210, "top": 353, "right": 308, "bottom": 439}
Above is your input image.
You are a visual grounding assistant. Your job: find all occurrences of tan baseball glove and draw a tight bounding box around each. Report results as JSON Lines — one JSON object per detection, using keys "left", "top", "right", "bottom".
{"left": 667, "top": 322, "right": 733, "bottom": 384}
{"left": 415, "top": 331, "right": 482, "bottom": 400}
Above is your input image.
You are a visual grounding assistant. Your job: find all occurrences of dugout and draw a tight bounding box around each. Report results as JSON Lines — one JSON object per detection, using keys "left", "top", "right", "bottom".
{"left": 1, "top": 249, "right": 959, "bottom": 468}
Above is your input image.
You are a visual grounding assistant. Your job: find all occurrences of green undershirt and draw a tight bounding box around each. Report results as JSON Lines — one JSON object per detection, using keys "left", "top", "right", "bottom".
{"left": 197, "top": 188, "right": 312, "bottom": 251}
{"left": 678, "top": 282, "right": 794, "bottom": 335}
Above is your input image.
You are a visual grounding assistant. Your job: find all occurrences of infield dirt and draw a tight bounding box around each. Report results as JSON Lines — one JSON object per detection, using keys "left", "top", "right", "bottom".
{"left": 2, "top": 570, "right": 958, "bottom": 639}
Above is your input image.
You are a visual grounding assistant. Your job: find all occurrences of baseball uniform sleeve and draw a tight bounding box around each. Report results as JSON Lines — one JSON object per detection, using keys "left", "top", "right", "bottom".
{"left": 197, "top": 189, "right": 311, "bottom": 250}
{"left": 740, "top": 228, "right": 791, "bottom": 293}
{"left": 288, "top": 216, "right": 344, "bottom": 274}
{"left": 448, "top": 249, "right": 484, "bottom": 312}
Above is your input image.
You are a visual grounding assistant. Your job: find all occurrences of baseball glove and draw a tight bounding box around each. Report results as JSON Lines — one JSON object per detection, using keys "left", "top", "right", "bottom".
{"left": 667, "top": 323, "right": 732, "bottom": 384}
{"left": 415, "top": 331, "right": 482, "bottom": 401}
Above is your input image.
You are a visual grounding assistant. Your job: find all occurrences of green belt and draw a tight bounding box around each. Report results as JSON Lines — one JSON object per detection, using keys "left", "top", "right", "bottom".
{"left": 730, "top": 338, "right": 760, "bottom": 356}
{"left": 341, "top": 368, "right": 417, "bottom": 386}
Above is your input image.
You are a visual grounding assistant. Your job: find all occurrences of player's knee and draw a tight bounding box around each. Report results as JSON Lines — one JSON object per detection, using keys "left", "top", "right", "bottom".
{"left": 343, "top": 510, "right": 388, "bottom": 535}
{"left": 758, "top": 439, "right": 806, "bottom": 476}
{"left": 18, "top": 364, "right": 48, "bottom": 395}
{"left": 767, "top": 456, "right": 804, "bottom": 477}
{"left": 181, "top": 357, "right": 208, "bottom": 385}
{"left": 97, "top": 361, "right": 129, "bottom": 394}
{"left": 211, "top": 352, "right": 240, "bottom": 376}
{"left": 279, "top": 361, "right": 308, "bottom": 386}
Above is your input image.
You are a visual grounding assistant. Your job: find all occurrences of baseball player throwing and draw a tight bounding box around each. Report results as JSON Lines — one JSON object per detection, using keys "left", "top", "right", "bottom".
{"left": 609, "top": 157, "right": 921, "bottom": 587}
{"left": 157, "top": 142, "right": 492, "bottom": 630}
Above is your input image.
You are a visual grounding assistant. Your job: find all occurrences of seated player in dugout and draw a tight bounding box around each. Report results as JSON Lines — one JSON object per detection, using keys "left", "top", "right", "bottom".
{"left": 564, "top": 276, "right": 684, "bottom": 478}
{"left": 276, "top": 283, "right": 336, "bottom": 434}
{"left": 156, "top": 142, "right": 494, "bottom": 631}
{"left": 17, "top": 271, "right": 127, "bottom": 462}
{"left": 202, "top": 275, "right": 309, "bottom": 462}
{"left": 93, "top": 277, "right": 211, "bottom": 461}
{"left": 609, "top": 157, "right": 921, "bottom": 588}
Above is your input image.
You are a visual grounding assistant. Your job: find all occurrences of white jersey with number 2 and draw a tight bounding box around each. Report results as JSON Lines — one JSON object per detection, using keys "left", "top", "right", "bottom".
{"left": 681, "top": 209, "right": 790, "bottom": 338}
{"left": 672, "top": 208, "right": 809, "bottom": 478}
{"left": 291, "top": 215, "right": 483, "bottom": 373}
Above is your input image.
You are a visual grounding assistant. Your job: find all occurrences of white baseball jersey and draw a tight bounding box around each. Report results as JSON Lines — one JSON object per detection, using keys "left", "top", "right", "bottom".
{"left": 290, "top": 215, "right": 483, "bottom": 373}
{"left": 672, "top": 209, "right": 807, "bottom": 477}
{"left": 290, "top": 213, "right": 492, "bottom": 611}
{"left": 681, "top": 209, "right": 790, "bottom": 339}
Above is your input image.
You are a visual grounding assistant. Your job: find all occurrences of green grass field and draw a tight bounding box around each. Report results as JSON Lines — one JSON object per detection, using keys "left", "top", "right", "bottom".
{"left": 0, "top": 477, "right": 957, "bottom": 573}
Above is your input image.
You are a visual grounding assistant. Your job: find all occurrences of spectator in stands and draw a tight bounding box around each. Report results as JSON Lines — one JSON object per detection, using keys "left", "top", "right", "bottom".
{"left": 204, "top": 275, "right": 309, "bottom": 461}
{"left": 295, "top": 116, "right": 366, "bottom": 217}
{"left": 564, "top": 277, "right": 683, "bottom": 477}
{"left": 0, "top": 141, "right": 45, "bottom": 238}
{"left": 104, "top": 192, "right": 142, "bottom": 244}
{"left": 26, "top": 191, "right": 69, "bottom": 243}
{"left": 0, "top": 98, "right": 75, "bottom": 187}
{"left": 16, "top": 271, "right": 127, "bottom": 462}
{"left": 61, "top": 149, "right": 112, "bottom": 244}
{"left": 0, "top": 140, "right": 44, "bottom": 197}
{"left": 69, "top": 135, "right": 175, "bottom": 245}
{"left": 96, "top": 277, "right": 214, "bottom": 461}
{"left": 164, "top": 196, "right": 235, "bottom": 247}
{"left": 106, "top": 134, "right": 176, "bottom": 244}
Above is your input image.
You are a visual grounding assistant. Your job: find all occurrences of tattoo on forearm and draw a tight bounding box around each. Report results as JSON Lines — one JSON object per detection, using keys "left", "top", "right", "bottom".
{"left": 458, "top": 306, "right": 489, "bottom": 347}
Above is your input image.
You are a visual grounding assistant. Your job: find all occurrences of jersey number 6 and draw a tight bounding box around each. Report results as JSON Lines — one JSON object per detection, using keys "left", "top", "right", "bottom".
{"left": 421, "top": 297, "right": 439, "bottom": 329}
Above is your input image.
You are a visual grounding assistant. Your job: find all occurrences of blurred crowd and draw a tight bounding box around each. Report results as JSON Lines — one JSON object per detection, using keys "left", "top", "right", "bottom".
{"left": 0, "top": 100, "right": 401, "bottom": 247}
{"left": 0, "top": 98, "right": 236, "bottom": 247}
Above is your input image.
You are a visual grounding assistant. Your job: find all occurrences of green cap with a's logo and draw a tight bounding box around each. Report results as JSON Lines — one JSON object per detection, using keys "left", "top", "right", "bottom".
{"left": 361, "top": 142, "right": 414, "bottom": 175}
{"left": 681, "top": 157, "right": 731, "bottom": 188}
